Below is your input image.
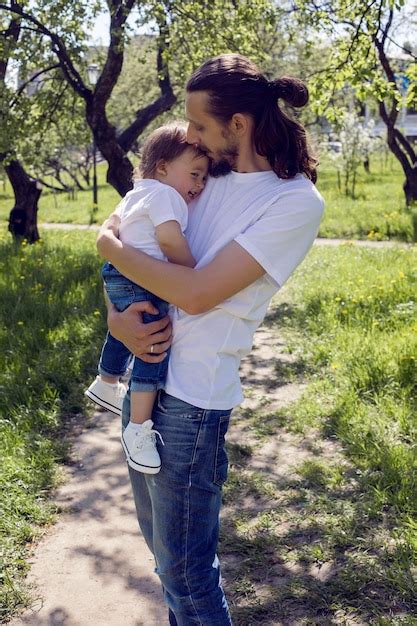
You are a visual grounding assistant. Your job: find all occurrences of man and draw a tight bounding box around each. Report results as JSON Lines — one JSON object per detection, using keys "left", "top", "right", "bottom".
{"left": 98, "top": 54, "right": 324, "bottom": 624}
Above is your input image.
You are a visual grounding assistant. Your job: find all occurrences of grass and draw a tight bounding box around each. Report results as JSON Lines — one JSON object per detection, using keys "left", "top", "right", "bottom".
{"left": 0, "top": 153, "right": 415, "bottom": 240}
{"left": 219, "top": 244, "right": 417, "bottom": 623}
{"left": 0, "top": 226, "right": 105, "bottom": 620}
{"left": 0, "top": 163, "right": 120, "bottom": 226}
{"left": 1, "top": 220, "right": 416, "bottom": 621}
{"left": 316, "top": 154, "right": 415, "bottom": 242}
{"left": 274, "top": 245, "right": 417, "bottom": 517}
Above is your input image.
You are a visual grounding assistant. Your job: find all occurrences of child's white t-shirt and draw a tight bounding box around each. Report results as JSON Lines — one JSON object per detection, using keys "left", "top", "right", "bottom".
{"left": 165, "top": 170, "right": 324, "bottom": 410}
{"left": 116, "top": 179, "right": 188, "bottom": 261}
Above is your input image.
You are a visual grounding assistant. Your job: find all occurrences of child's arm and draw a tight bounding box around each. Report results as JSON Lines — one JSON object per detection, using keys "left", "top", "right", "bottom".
{"left": 155, "top": 221, "right": 196, "bottom": 268}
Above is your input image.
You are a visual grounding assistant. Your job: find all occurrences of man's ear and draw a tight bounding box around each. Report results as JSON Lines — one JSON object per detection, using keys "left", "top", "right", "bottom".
{"left": 155, "top": 159, "right": 168, "bottom": 177}
{"left": 230, "top": 113, "right": 249, "bottom": 137}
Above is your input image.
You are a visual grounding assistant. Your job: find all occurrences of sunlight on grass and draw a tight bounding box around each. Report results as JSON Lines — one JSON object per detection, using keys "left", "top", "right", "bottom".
{"left": 0, "top": 227, "right": 105, "bottom": 618}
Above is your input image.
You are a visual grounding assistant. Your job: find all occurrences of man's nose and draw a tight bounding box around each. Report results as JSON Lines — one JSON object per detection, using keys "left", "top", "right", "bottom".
{"left": 186, "top": 125, "right": 198, "bottom": 145}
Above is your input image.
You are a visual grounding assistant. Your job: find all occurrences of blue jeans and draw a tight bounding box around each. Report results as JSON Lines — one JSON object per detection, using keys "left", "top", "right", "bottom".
{"left": 99, "top": 262, "right": 169, "bottom": 391}
{"left": 122, "top": 390, "right": 233, "bottom": 625}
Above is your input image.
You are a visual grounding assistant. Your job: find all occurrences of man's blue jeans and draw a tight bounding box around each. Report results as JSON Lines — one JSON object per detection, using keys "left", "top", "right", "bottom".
{"left": 122, "top": 389, "right": 233, "bottom": 625}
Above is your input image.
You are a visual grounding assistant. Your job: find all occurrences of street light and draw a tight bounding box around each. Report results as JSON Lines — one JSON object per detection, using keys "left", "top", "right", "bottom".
{"left": 87, "top": 64, "right": 100, "bottom": 215}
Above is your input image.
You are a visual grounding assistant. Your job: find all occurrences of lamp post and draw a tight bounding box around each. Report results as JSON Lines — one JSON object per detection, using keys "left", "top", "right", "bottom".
{"left": 87, "top": 64, "right": 100, "bottom": 215}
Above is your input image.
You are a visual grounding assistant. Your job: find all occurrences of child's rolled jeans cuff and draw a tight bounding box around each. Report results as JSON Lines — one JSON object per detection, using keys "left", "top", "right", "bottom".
{"left": 98, "top": 364, "right": 127, "bottom": 378}
{"left": 130, "top": 379, "right": 165, "bottom": 393}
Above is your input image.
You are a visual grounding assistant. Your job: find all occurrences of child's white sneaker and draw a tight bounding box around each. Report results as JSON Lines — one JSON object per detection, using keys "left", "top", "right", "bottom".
{"left": 121, "top": 420, "right": 163, "bottom": 474}
{"left": 84, "top": 376, "right": 127, "bottom": 416}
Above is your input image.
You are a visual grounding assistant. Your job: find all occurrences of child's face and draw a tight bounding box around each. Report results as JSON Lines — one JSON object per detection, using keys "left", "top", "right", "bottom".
{"left": 156, "top": 148, "right": 209, "bottom": 204}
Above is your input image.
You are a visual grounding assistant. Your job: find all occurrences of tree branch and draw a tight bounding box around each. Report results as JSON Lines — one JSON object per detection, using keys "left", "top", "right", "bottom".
{"left": 0, "top": 0, "right": 21, "bottom": 82}
{"left": 92, "top": 0, "right": 136, "bottom": 116}
{"left": 0, "top": 2, "right": 91, "bottom": 98}
{"left": 117, "top": 12, "right": 176, "bottom": 152}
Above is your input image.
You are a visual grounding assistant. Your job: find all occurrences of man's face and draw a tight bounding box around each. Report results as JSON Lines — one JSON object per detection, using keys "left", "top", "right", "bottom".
{"left": 185, "top": 91, "right": 238, "bottom": 172}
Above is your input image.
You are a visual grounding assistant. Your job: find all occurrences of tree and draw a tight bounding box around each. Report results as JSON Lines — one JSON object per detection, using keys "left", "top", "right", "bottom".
{"left": 1, "top": 0, "right": 280, "bottom": 240}
{"left": 295, "top": 0, "right": 417, "bottom": 205}
{"left": 0, "top": 2, "right": 42, "bottom": 241}
{"left": 323, "top": 112, "right": 382, "bottom": 198}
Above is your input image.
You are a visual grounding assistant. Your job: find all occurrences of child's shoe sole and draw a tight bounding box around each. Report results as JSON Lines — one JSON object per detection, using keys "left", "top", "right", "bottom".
{"left": 84, "top": 388, "right": 122, "bottom": 416}
{"left": 121, "top": 434, "right": 161, "bottom": 474}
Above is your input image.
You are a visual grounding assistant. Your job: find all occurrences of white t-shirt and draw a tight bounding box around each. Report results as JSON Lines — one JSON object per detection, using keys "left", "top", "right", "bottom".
{"left": 117, "top": 179, "right": 188, "bottom": 261}
{"left": 165, "top": 170, "right": 324, "bottom": 410}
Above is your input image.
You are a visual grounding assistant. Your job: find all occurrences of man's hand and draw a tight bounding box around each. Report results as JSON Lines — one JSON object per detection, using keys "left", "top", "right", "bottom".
{"left": 108, "top": 301, "right": 172, "bottom": 362}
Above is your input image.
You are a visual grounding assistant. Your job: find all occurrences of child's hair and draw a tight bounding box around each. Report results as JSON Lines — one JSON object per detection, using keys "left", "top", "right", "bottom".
{"left": 133, "top": 122, "right": 205, "bottom": 181}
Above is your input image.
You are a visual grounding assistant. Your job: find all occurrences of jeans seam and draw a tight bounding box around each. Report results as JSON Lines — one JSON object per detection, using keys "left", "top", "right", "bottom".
{"left": 183, "top": 409, "right": 206, "bottom": 624}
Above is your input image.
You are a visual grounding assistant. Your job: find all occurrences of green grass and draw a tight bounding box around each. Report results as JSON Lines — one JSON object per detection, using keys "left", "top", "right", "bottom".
{"left": 273, "top": 245, "right": 416, "bottom": 515}
{"left": 0, "top": 227, "right": 105, "bottom": 620}
{"left": 0, "top": 153, "right": 415, "bottom": 240}
{"left": 0, "top": 163, "right": 120, "bottom": 226}
{"left": 316, "top": 155, "right": 415, "bottom": 242}
{"left": 218, "top": 245, "right": 417, "bottom": 623}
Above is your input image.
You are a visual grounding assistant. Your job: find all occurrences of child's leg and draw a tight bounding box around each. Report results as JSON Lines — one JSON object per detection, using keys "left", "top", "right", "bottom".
{"left": 121, "top": 387, "right": 162, "bottom": 474}
{"left": 101, "top": 374, "right": 119, "bottom": 384}
{"left": 85, "top": 332, "right": 130, "bottom": 415}
{"left": 130, "top": 390, "right": 157, "bottom": 424}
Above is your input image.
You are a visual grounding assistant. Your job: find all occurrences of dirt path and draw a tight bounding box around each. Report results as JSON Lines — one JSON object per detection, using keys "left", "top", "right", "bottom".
{"left": 39, "top": 222, "right": 413, "bottom": 249}
{"left": 9, "top": 412, "right": 167, "bottom": 626}
{"left": 8, "top": 311, "right": 406, "bottom": 625}
{"left": 9, "top": 319, "right": 310, "bottom": 626}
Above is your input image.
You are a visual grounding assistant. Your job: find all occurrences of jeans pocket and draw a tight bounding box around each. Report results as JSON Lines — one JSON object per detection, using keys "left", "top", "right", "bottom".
{"left": 105, "top": 283, "right": 136, "bottom": 311}
{"left": 156, "top": 391, "right": 204, "bottom": 420}
{"left": 213, "top": 414, "right": 230, "bottom": 487}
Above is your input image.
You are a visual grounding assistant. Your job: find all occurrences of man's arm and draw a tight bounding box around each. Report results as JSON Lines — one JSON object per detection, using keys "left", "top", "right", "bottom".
{"left": 97, "top": 219, "right": 265, "bottom": 315}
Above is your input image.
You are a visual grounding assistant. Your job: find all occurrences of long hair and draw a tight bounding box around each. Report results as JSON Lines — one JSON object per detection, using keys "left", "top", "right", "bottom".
{"left": 186, "top": 54, "right": 317, "bottom": 183}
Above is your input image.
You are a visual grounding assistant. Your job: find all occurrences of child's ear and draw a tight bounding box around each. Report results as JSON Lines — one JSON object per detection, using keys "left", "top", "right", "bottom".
{"left": 155, "top": 159, "right": 168, "bottom": 177}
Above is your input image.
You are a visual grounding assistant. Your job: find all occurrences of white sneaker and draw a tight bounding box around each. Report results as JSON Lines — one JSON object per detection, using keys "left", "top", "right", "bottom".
{"left": 84, "top": 376, "right": 127, "bottom": 416}
{"left": 121, "top": 420, "right": 164, "bottom": 474}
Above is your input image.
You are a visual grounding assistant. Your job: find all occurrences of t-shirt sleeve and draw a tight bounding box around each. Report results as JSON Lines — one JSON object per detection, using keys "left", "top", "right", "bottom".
{"left": 234, "top": 183, "right": 324, "bottom": 288}
{"left": 146, "top": 187, "right": 188, "bottom": 232}
{"left": 113, "top": 196, "right": 127, "bottom": 218}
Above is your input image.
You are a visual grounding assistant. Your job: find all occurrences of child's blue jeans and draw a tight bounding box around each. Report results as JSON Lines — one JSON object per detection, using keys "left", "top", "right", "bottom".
{"left": 99, "top": 262, "right": 170, "bottom": 392}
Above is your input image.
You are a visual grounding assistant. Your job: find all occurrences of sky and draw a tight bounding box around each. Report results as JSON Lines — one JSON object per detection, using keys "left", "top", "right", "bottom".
{"left": 89, "top": 2, "right": 417, "bottom": 49}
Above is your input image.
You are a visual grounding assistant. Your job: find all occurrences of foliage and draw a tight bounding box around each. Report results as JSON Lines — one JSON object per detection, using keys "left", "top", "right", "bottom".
{"left": 321, "top": 112, "right": 384, "bottom": 198}
{"left": 294, "top": 0, "right": 417, "bottom": 203}
{"left": 0, "top": 227, "right": 105, "bottom": 618}
{"left": 1, "top": 0, "right": 281, "bottom": 201}
{"left": 157, "top": 0, "right": 280, "bottom": 83}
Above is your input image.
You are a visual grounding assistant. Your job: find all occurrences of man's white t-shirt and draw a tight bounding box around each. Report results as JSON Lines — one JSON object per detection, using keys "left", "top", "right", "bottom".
{"left": 164, "top": 170, "right": 324, "bottom": 410}
{"left": 117, "top": 179, "right": 188, "bottom": 260}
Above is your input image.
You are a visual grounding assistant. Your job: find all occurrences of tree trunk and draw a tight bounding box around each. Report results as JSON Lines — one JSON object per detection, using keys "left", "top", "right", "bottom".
{"left": 86, "top": 103, "right": 134, "bottom": 197}
{"left": 404, "top": 169, "right": 417, "bottom": 206}
{"left": 6, "top": 159, "right": 41, "bottom": 243}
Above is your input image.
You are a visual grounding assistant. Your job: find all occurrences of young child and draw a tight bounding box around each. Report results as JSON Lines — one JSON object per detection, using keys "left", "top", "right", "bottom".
{"left": 85, "top": 122, "right": 209, "bottom": 475}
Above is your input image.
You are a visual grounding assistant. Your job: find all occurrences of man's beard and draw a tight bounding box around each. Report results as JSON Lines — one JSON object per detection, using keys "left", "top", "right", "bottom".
{"left": 208, "top": 145, "right": 239, "bottom": 178}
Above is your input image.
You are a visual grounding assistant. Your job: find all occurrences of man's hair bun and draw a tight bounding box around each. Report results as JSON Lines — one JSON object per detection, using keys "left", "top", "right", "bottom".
{"left": 270, "top": 77, "right": 309, "bottom": 108}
